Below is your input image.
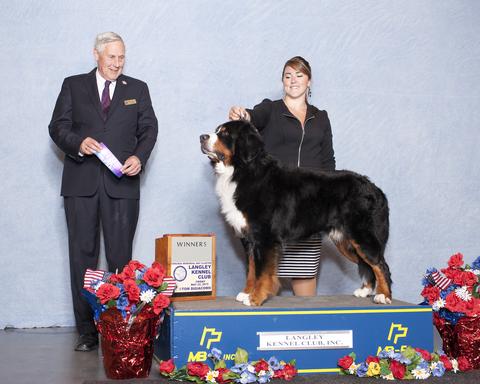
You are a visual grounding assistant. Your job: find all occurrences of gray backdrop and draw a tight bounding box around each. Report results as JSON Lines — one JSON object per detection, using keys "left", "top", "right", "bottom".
{"left": 1, "top": 0, "right": 479, "bottom": 328}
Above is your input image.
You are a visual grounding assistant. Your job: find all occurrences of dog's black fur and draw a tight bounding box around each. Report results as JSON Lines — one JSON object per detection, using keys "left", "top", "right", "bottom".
{"left": 200, "top": 120, "right": 392, "bottom": 306}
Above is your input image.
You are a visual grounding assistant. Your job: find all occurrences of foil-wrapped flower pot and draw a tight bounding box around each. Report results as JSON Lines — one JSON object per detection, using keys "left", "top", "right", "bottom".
{"left": 434, "top": 313, "right": 480, "bottom": 369}
{"left": 97, "top": 308, "right": 160, "bottom": 379}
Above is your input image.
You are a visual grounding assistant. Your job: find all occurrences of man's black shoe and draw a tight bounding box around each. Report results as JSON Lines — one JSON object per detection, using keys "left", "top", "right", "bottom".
{"left": 74, "top": 333, "right": 99, "bottom": 352}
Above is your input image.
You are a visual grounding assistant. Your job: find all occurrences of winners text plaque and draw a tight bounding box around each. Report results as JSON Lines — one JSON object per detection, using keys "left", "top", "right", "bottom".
{"left": 155, "top": 234, "right": 216, "bottom": 301}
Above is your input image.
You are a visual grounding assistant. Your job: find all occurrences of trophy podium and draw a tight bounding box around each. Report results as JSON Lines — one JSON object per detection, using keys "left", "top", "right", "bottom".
{"left": 155, "top": 295, "right": 433, "bottom": 374}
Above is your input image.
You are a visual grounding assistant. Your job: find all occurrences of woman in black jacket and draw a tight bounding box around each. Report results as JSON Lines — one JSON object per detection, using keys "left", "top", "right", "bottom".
{"left": 228, "top": 56, "right": 335, "bottom": 297}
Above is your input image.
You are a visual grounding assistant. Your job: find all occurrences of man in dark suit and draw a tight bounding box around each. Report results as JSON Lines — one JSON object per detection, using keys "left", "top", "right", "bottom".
{"left": 49, "top": 32, "right": 158, "bottom": 351}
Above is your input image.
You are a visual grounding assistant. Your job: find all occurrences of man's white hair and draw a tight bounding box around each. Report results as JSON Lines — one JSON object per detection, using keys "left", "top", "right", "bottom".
{"left": 94, "top": 32, "right": 124, "bottom": 53}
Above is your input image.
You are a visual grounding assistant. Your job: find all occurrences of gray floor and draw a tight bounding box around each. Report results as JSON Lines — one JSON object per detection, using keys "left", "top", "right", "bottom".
{"left": 0, "top": 327, "right": 108, "bottom": 384}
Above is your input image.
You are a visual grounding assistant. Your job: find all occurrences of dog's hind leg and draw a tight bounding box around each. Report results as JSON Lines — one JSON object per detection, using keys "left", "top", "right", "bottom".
{"left": 350, "top": 240, "right": 392, "bottom": 304}
{"left": 329, "top": 233, "right": 375, "bottom": 298}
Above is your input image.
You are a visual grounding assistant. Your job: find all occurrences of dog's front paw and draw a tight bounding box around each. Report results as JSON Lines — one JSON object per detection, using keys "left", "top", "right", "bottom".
{"left": 236, "top": 292, "right": 250, "bottom": 303}
{"left": 373, "top": 294, "right": 392, "bottom": 304}
{"left": 353, "top": 286, "right": 373, "bottom": 298}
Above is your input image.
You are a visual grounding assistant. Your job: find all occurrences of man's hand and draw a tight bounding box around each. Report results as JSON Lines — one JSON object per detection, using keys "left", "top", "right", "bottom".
{"left": 122, "top": 155, "right": 142, "bottom": 176}
{"left": 80, "top": 137, "right": 102, "bottom": 155}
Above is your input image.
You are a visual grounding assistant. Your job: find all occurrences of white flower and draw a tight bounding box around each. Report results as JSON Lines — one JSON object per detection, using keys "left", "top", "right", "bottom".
{"left": 140, "top": 289, "right": 156, "bottom": 303}
{"left": 432, "top": 298, "right": 446, "bottom": 311}
{"left": 455, "top": 286, "right": 472, "bottom": 301}
{"left": 348, "top": 363, "right": 360, "bottom": 374}
{"left": 451, "top": 359, "right": 459, "bottom": 373}
{"left": 381, "top": 373, "right": 395, "bottom": 380}
{"left": 206, "top": 370, "right": 219, "bottom": 382}
{"left": 412, "top": 367, "right": 430, "bottom": 379}
{"left": 247, "top": 364, "right": 256, "bottom": 373}
{"left": 472, "top": 269, "right": 480, "bottom": 276}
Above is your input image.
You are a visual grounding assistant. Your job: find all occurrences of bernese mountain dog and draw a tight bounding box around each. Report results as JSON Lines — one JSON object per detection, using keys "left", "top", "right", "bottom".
{"left": 200, "top": 120, "right": 392, "bottom": 306}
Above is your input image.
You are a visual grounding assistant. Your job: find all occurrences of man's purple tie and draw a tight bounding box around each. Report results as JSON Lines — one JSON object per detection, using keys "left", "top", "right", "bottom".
{"left": 101, "top": 80, "right": 111, "bottom": 118}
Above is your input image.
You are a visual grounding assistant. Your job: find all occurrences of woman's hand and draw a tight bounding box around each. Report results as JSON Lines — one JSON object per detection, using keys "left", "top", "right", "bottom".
{"left": 229, "top": 106, "right": 250, "bottom": 121}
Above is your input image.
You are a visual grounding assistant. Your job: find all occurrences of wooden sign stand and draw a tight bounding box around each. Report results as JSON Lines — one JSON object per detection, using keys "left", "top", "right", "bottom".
{"left": 155, "top": 234, "right": 216, "bottom": 301}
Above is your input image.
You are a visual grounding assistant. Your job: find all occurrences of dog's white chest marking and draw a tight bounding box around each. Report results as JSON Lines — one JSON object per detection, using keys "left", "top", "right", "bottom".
{"left": 214, "top": 163, "right": 247, "bottom": 235}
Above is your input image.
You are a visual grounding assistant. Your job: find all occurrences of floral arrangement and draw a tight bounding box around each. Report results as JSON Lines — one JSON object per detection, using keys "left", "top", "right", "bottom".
{"left": 421, "top": 253, "right": 480, "bottom": 325}
{"left": 337, "top": 346, "right": 472, "bottom": 380}
{"left": 158, "top": 347, "right": 297, "bottom": 383}
{"left": 83, "top": 260, "right": 175, "bottom": 321}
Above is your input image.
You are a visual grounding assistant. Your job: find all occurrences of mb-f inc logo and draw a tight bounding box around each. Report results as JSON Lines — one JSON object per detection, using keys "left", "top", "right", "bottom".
{"left": 376, "top": 322, "right": 408, "bottom": 354}
{"left": 188, "top": 327, "right": 223, "bottom": 362}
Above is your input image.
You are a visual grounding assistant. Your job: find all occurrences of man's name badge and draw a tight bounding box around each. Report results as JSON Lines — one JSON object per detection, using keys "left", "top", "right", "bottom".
{"left": 124, "top": 99, "right": 137, "bottom": 106}
{"left": 95, "top": 143, "right": 123, "bottom": 178}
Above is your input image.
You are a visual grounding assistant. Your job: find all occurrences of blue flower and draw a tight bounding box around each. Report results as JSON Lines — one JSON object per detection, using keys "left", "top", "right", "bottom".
{"left": 209, "top": 347, "right": 222, "bottom": 361}
{"left": 392, "top": 352, "right": 404, "bottom": 362}
{"left": 426, "top": 267, "right": 438, "bottom": 274}
{"left": 238, "top": 371, "right": 257, "bottom": 383}
{"left": 418, "top": 360, "right": 429, "bottom": 370}
{"left": 267, "top": 356, "right": 281, "bottom": 370}
{"left": 378, "top": 349, "right": 395, "bottom": 359}
{"left": 397, "top": 354, "right": 411, "bottom": 365}
{"left": 231, "top": 363, "right": 248, "bottom": 374}
{"left": 439, "top": 286, "right": 456, "bottom": 299}
{"left": 432, "top": 361, "right": 446, "bottom": 377}
{"left": 356, "top": 362, "right": 368, "bottom": 377}
{"left": 472, "top": 256, "right": 480, "bottom": 270}
{"left": 258, "top": 370, "right": 272, "bottom": 383}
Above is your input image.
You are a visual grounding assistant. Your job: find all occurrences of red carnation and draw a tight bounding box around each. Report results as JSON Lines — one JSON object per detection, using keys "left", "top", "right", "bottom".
{"left": 454, "top": 271, "right": 478, "bottom": 287}
{"left": 281, "top": 363, "right": 297, "bottom": 380}
{"left": 96, "top": 283, "right": 120, "bottom": 304}
{"left": 338, "top": 355, "right": 354, "bottom": 370}
{"left": 366, "top": 356, "right": 380, "bottom": 364}
{"left": 159, "top": 358, "right": 175, "bottom": 374}
{"left": 120, "top": 265, "right": 136, "bottom": 280}
{"left": 254, "top": 359, "right": 270, "bottom": 372}
{"left": 123, "top": 279, "right": 140, "bottom": 302}
{"left": 442, "top": 267, "right": 462, "bottom": 281}
{"left": 389, "top": 360, "right": 406, "bottom": 379}
{"left": 421, "top": 286, "right": 441, "bottom": 304}
{"left": 144, "top": 267, "right": 165, "bottom": 287}
{"left": 439, "top": 355, "right": 453, "bottom": 371}
{"left": 414, "top": 347, "right": 431, "bottom": 361}
{"left": 153, "top": 294, "right": 170, "bottom": 314}
{"left": 187, "top": 362, "right": 210, "bottom": 378}
{"left": 128, "top": 260, "right": 146, "bottom": 271}
{"left": 152, "top": 261, "right": 167, "bottom": 275}
{"left": 109, "top": 274, "right": 122, "bottom": 283}
{"left": 445, "top": 292, "right": 463, "bottom": 312}
{"left": 457, "top": 356, "right": 473, "bottom": 371}
{"left": 448, "top": 253, "right": 464, "bottom": 268}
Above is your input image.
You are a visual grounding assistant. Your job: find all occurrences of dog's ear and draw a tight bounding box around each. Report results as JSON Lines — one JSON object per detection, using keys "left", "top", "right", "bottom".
{"left": 235, "top": 122, "right": 264, "bottom": 164}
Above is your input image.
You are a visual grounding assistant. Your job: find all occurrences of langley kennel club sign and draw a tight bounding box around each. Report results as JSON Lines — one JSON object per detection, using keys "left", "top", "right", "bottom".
{"left": 155, "top": 234, "right": 216, "bottom": 301}
{"left": 257, "top": 330, "right": 353, "bottom": 351}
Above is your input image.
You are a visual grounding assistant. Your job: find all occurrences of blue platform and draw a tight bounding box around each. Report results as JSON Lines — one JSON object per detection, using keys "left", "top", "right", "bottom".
{"left": 154, "top": 295, "right": 433, "bottom": 374}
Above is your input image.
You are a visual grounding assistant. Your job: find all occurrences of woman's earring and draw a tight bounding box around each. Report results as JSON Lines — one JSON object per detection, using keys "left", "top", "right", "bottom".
{"left": 308, "top": 87, "right": 312, "bottom": 98}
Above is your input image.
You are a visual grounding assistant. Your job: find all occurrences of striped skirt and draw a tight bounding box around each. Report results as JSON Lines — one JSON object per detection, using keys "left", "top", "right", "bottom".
{"left": 277, "top": 234, "right": 322, "bottom": 278}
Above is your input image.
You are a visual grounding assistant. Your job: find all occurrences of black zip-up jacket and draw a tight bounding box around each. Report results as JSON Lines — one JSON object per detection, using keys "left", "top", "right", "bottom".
{"left": 247, "top": 99, "right": 335, "bottom": 172}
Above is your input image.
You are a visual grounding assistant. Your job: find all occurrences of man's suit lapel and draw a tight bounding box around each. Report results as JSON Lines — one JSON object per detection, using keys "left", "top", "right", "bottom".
{"left": 107, "top": 75, "right": 127, "bottom": 120}
{"left": 85, "top": 69, "right": 105, "bottom": 121}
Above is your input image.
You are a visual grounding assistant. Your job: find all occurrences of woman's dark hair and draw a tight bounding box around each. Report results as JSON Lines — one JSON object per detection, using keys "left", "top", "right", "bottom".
{"left": 282, "top": 56, "right": 312, "bottom": 80}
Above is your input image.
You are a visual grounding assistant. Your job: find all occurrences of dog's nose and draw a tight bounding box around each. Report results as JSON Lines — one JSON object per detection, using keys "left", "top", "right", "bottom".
{"left": 200, "top": 134, "right": 209, "bottom": 142}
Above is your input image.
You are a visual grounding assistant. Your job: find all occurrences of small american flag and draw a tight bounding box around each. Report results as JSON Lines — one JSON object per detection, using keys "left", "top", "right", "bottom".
{"left": 83, "top": 269, "right": 109, "bottom": 292}
{"left": 429, "top": 271, "right": 452, "bottom": 290}
{"left": 161, "top": 277, "right": 176, "bottom": 297}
